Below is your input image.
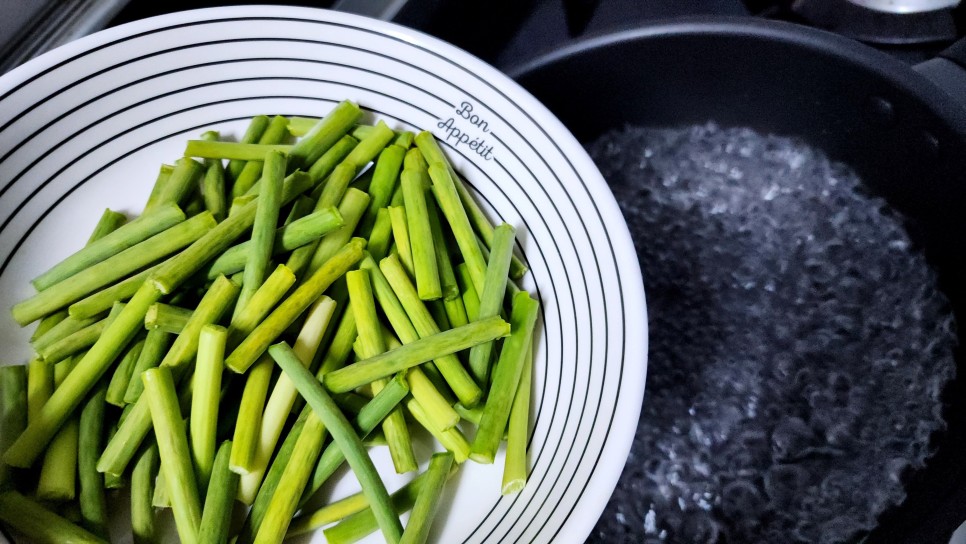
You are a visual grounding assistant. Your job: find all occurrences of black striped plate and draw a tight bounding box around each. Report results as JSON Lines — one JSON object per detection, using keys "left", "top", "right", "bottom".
{"left": 0, "top": 6, "right": 647, "bottom": 543}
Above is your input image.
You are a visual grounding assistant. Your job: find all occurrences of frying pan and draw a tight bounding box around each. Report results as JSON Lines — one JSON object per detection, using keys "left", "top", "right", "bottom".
{"left": 509, "top": 17, "right": 966, "bottom": 544}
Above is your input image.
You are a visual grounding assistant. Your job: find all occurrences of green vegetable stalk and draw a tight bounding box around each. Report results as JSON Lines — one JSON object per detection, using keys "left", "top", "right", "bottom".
{"left": 142, "top": 366, "right": 202, "bottom": 544}
{"left": 237, "top": 411, "right": 309, "bottom": 543}
{"left": 30, "top": 203, "right": 181, "bottom": 292}
{"left": 226, "top": 264, "right": 297, "bottom": 349}
{"left": 225, "top": 238, "right": 365, "bottom": 373}
{"left": 322, "top": 465, "right": 455, "bottom": 544}
{"left": 96, "top": 277, "right": 238, "bottom": 477}
{"left": 307, "top": 134, "right": 359, "bottom": 182}
{"left": 399, "top": 452, "right": 455, "bottom": 544}
{"left": 122, "top": 328, "right": 171, "bottom": 404}
{"left": 407, "top": 397, "right": 470, "bottom": 463}
{"left": 236, "top": 115, "right": 290, "bottom": 197}
{"left": 38, "top": 304, "right": 123, "bottom": 364}
{"left": 156, "top": 157, "right": 204, "bottom": 208}
{"left": 78, "top": 383, "right": 109, "bottom": 538}
{"left": 379, "top": 254, "right": 483, "bottom": 406}
{"left": 234, "top": 149, "right": 286, "bottom": 317}
{"left": 502, "top": 342, "right": 533, "bottom": 494}
{"left": 286, "top": 161, "right": 358, "bottom": 279}
{"left": 401, "top": 169, "right": 442, "bottom": 300}
{"left": 305, "top": 189, "right": 371, "bottom": 278}
{"left": 237, "top": 295, "right": 336, "bottom": 504}
{"left": 323, "top": 315, "right": 509, "bottom": 393}
{"left": 36, "top": 356, "right": 81, "bottom": 500}
{"left": 468, "top": 223, "right": 516, "bottom": 385}
{"left": 26, "top": 358, "right": 53, "bottom": 424}
{"left": 200, "top": 131, "right": 228, "bottom": 221}
{"left": 286, "top": 491, "right": 370, "bottom": 538}
{"left": 342, "top": 120, "right": 395, "bottom": 169}
{"left": 205, "top": 208, "right": 343, "bottom": 279}
{"left": 131, "top": 442, "right": 159, "bottom": 544}
{"left": 144, "top": 164, "right": 174, "bottom": 212}
{"left": 367, "top": 207, "right": 394, "bottom": 262}
{"left": 184, "top": 141, "right": 292, "bottom": 161}
{"left": 198, "top": 441, "right": 239, "bottom": 544}
{"left": 299, "top": 374, "right": 409, "bottom": 506}
{"left": 0, "top": 491, "right": 106, "bottom": 544}
{"left": 359, "top": 144, "right": 406, "bottom": 236}
{"left": 426, "top": 196, "right": 460, "bottom": 301}
{"left": 13, "top": 212, "right": 215, "bottom": 325}
{"left": 471, "top": 292, "right": 540, "bottom": 463}
{"left": 191, "top": 324, "right": 226, "bottom": 489}
{"left": 388, "top": 205, "right": 414, "bottom": 276}
{"left": 105, "top": 335, "right": 145, "bottom": 406}
{"left": 68, "top": 264, "right": 162, "bottom": 320}
{"left": 150, "top": 170, "right": 314, "bottom": 295}
{"left": 0, "top": 365, "right": 27, "bottom": 490}
{"left": 288, "top": 100, "right": 362, "bottom": 170}
{"left": 269, "top": 342, "right": 404, "bottom": 544}
{"left": 228, "top": 115, "right": 270, "bottom": 181}
{"left": 31, "top": 314, "right": 98, "bottom": 355}
{"left": 229, "top": 355, "right": 273, "bottom": 474}
{"left": 347, "top": 269, "right": 416, "bottom": 474}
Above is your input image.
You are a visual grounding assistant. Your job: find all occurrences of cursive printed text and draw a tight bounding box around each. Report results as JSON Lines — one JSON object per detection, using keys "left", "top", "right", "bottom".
{"left": 456, "top": 102, "right": 489, "bottom": 132}
{"left": 436, "top": 101, "right": 496, "bottom": 161}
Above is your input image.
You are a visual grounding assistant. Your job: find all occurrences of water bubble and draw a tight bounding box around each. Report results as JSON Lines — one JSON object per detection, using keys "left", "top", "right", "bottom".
{"left": 677, "top": 512, "right": 721, "bottom": 544}
{"left": 824, "top": 422, "right": 857, "bottom": 449}
{"left": 771, "top": 417, "right": 815, "bottom": 461}
{"left": 720, "top": 480, "right": 764, "bottom": 519}
{"left": 764, "top": 464, "right": 809, "bottom": 508}
{"left": 584, "top": 123, "right": 956, "bottom": 543}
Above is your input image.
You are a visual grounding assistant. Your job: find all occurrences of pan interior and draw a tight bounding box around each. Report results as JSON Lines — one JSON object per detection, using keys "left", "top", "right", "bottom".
{"left": 585, "top": 122, "right": 956, "bottom": 543}
{"left": 513, "top": 20, "right": 966, "bottom": 542}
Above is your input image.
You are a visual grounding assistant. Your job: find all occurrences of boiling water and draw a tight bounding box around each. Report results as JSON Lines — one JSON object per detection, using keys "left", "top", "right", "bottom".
{"left": 586, "top": 124, "right": 957, "bottom": 543}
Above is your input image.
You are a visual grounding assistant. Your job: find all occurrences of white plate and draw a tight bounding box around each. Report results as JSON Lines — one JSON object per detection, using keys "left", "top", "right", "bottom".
{"left": 0, "top": 6, "right": 647, "bottom": 543}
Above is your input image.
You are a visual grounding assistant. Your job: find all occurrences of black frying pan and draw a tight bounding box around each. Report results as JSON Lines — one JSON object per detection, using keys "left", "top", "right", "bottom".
{"left": 509, "top": 17, "right": 966, "bottom": 544}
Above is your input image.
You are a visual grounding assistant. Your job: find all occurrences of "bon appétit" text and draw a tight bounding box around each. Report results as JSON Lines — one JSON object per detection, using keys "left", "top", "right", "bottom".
{"left": 436, "top": 101, "right": 495, "bottom": 161}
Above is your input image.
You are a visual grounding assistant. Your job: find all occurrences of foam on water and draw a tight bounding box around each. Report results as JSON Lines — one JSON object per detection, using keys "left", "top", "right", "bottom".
{"left": 585, "top": 124, "right": 957, "bottom": 544}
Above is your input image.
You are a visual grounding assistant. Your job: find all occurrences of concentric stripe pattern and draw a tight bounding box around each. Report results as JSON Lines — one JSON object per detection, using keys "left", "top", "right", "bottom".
{"left": 0, "top": 7, "right": 647, "bottom": 544}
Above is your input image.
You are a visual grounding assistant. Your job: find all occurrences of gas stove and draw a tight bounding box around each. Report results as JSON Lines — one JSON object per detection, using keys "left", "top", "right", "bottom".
{"left": 3, "top": 1, "right": 963, "bottom": 76}
{"left": 414, "top": 0, "right": 966, "bottom": 69}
